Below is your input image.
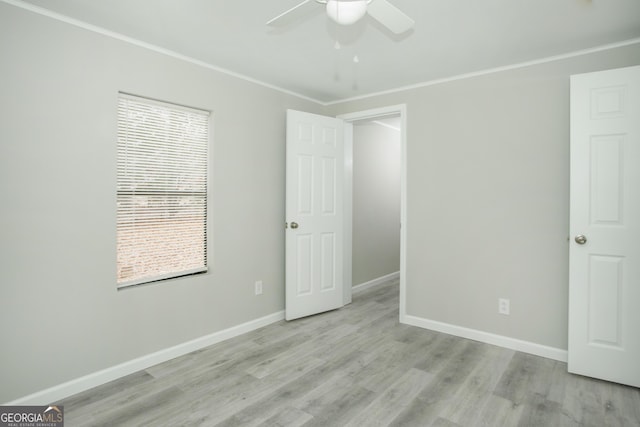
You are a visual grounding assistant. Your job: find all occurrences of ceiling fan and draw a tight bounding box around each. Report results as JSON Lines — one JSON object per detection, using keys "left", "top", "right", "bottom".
{"left": 267, "top": 0, "right": 415, "bottom": 34}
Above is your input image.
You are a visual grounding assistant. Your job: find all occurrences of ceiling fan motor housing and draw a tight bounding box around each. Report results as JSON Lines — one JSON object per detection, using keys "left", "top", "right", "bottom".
{"left": 325, "top": 0, "right": 371, "bottom": 25}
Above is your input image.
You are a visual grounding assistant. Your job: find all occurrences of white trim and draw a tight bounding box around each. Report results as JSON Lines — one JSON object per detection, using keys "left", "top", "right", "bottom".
{"left": 0, "top": 0, "right": 319, "bottom": 105}
{"left": 3, "top": 0, "right": 639, "bottom": 106}
{"left": 339, "top": 105, "right": 407, "bottom": 122}
{"left": 353, "top": 271, "right": 400, "bottom": 293}
{"left": 338, "top": 104, "right": 408, "bottom": 322}
{"left": 403, "top": 315, "right": 568, "bottom": 363}
{"left": 343, "top": 122, "right": 354, "bottom": 305}
{"left": 324, "top": 38, "right": 640, "bottom": 105}
{"left": 339, "top": 105, "right": 407, "bottom": 323}
{"left": 6, "top": 310, "right": 285, "bottom": 405}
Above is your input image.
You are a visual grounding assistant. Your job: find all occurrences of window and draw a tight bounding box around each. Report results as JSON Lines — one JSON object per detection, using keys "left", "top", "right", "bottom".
{"left": 117, "top": 93, "right": 209, "bottom": 288}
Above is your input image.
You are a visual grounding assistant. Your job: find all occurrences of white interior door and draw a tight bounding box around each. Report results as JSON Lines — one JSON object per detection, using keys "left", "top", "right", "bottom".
{"left": 286, "top": 109, "right": 345, "bottom": 321}
{"left": 569, "top": 65, "right": 640, "bottom": 388}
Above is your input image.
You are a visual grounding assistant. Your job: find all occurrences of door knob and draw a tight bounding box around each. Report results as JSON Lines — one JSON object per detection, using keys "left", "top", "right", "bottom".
{"left": 575, "top": 235, "right": 587, "bottom": 245}
{"left": 290, "top": 222, "right": 299, "bottom": 229}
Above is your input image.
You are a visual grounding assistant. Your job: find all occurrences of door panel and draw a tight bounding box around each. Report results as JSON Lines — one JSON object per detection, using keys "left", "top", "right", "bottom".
{"left": 587, "top": 255, "right": 623, "bottom": 347}
{"left": 321, "top": 157, "right": 336, "bottom": 214}
{"left": 590, "top": 135, "right": 623, "bottom": 224}
{"left": 286, "top": 110, "right": 344, "bottom": 320}
{"left": 320, "top": 232, "right": 336, "bottom": 290}
{"left": 569, "top": 65, "right": 640, "bottom": 388}
{"left": 297, "top": 154, "right": 313, "bottom": 214}
{"left": 296, "top": 234, "right": 313, "bottom": 295}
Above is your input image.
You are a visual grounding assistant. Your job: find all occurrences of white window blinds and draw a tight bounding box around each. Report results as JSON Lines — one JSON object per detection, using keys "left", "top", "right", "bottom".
{"left": 117, "top": 94, "right": 209, "bottom": 288}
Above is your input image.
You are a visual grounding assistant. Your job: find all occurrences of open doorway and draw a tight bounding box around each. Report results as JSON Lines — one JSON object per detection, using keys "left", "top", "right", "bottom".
{"left": 351, "top": 116, "right": 401, "bottom": 290}
{"left": 339, "top": 105, "right": 407, "bottom": 319}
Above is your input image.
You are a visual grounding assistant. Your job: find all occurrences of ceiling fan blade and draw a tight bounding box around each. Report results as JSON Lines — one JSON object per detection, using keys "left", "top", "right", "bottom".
{"left": 367, "top": 0, "right": 414, "bottom": 34}
{"left": 267, "top": 0, "right": 318, "bottom": 27}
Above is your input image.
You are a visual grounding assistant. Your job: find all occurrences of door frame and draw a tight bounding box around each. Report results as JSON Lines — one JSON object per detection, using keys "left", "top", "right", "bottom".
{"left": 338, "top": 104, "right": 407, "bottom": 320}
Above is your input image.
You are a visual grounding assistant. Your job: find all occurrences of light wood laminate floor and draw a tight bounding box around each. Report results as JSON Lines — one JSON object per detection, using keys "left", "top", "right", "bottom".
{"left": 58, "top": 279, "right": 640, "bottom": 426}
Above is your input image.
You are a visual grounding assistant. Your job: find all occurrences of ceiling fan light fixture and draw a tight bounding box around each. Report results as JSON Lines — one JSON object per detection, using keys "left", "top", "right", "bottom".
{"left": 326, "top": 0, "right": 369, "bottom": 26}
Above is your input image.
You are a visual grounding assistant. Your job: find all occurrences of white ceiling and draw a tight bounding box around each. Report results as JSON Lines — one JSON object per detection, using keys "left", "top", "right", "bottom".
{"left": 14, "top": 0, "right": 640, "bottom": 103}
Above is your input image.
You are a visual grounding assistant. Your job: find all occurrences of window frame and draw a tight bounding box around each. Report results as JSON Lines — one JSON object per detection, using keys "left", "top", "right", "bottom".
{"left": 116, "top": 92, "right": 211, "bottom": 289}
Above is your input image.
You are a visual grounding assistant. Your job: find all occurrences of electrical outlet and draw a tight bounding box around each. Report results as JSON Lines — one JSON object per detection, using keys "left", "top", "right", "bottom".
{"left": 498, "top": 298, "right": 510, "bottom": 315}
{"left": 255, "top": 280, "right": 263, "bottom": 295}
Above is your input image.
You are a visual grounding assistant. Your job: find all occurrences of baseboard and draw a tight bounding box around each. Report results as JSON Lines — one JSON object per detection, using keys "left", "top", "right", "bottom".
{"left": 7, "top": 310, "right": 285, "bottom": 405}
{"left": 402, "top": 315, "right": 568, "bottom": 363}
{"left": 353, "top": 271, "right": 400, "bottom": 293}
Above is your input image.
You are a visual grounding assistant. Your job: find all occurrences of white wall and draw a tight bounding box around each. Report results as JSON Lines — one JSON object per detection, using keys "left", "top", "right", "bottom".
{"left": 0, "top": 3, "right": 322, "bottom": 403}
{"left": 352, "top": 121, "right": 401, "bottom": 285}
{"left": 329, "top": 43, "right": 640, "bottom": 352}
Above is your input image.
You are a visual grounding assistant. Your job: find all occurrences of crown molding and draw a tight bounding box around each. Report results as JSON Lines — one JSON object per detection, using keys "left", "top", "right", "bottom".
{"left": 3, "top": 0, "right": 640, "bottom": 108}
{"left": 326, "top": 37, "right": 640, "bottom": 106}
{"left": 0, "top": 0, "right": 324, "bottom": 105}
